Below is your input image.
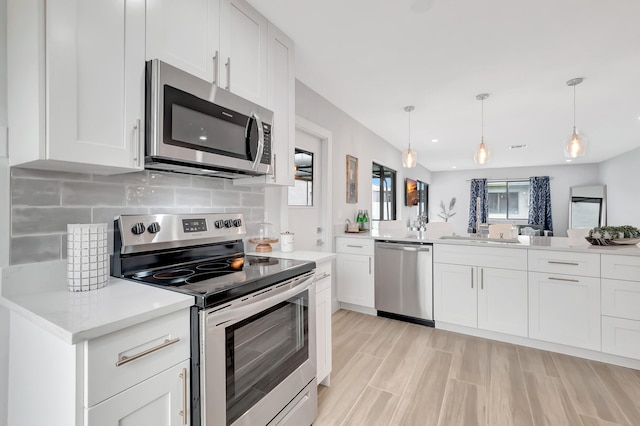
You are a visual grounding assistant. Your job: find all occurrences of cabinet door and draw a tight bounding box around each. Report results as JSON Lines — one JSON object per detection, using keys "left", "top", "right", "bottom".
{"left": 433, "top": 263, "right": 477, "bottom": 327}
{"left": 219, "top": 0, "right": 268, "bottom": 105}
{"left": 46, "top": 0, "right": 145, "bottom": 172}
{"left": 87, "top": 360, "right": 190, "bottom": 426}
{"left": 146, "top": 0, "right": 220, "bottom": 82}
{"left": 477, "top": 267, "right": 528, "bottom": 337}
{"left": 336, "top": 253, "right": 374, "bottom": 308}
{"left": 316, "top": 284, "right": 332, "bottom": 386}
{"left": 529, "top": 272, "right": 601, "bottom": 351}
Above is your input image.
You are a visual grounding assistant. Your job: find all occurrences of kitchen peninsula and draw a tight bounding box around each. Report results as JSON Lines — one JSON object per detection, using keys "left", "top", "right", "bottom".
{"left": 336, "top": 230, "right": 640, "bottom": 371}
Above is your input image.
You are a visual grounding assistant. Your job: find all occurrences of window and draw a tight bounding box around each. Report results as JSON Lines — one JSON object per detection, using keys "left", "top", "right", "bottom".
{"left": 487, "top": 180, "right": 530, "bottom": 220}
{"left": 372, "top": 162, "right": 397, "bottom": 221}
{"left": 288, "top": 149, "right": 314, "bottom": 206}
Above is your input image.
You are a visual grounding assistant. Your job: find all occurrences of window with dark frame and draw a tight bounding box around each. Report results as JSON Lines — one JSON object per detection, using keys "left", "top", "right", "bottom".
{"left": 487, "top": 180, "right": 530, "bottom": 220}
{"left": 287, "top": 148, "right": 314, "bottom": 206}
{"left": 372, "top": 162, "right": 397, "bottom": 221}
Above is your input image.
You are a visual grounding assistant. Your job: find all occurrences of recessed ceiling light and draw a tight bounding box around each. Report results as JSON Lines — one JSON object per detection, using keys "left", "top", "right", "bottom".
{"left": 452, "top": 165, "right": 457, "bottom": 169}
{"left": 566, "top": 159, "right": 572, "bottom": 163}
{"left": 509, "top": 144, "right": 528, "bottom": 150}
{"left": 432, "top": 139, "right": 438, "bottom": 143}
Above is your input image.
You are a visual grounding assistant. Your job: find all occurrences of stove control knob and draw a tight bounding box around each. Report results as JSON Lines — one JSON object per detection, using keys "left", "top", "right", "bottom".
{"left": 148, "top": 222, "right": 161, "bottom": 234}
{"left": 214, "top": 220, "right": 225, "bottom": 229}
{"left": 224, "top": 219, "right": 233, "bottom": 228}
{"left": 233, "top": 219, "right": 242, "bottom": 227}
{"left": 131, "top": 222, "right": 146, "bottom": 235}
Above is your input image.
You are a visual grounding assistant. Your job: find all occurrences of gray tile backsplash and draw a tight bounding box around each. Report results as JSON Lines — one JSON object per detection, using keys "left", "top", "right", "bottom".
{"left": 9, "top": 168, "right": 265, "bottom": 265}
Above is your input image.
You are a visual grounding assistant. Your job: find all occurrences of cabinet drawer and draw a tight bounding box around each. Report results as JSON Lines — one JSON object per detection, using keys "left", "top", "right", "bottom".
{"left": 86, "top": 308, "right": 190, "bottom": 407}
{"left": 528, "top": 250, "right": 600, "bottom": 277}
{"left": 434, "top": 244, "right": 527, "bottom": 270}
{"left": 336, "top": 237, "right": 374, "bottom": 255}
{"left": 602, "top": 316, "right": 640, "bottom": 360}
{"left": 602, "top": 279, "right": 640, "bottom": 320}
{"left": 315, "top": 260, "right": 332, "bottom": 293}
{"left": 602, "top": 255, "right": 640, "bottom": 282}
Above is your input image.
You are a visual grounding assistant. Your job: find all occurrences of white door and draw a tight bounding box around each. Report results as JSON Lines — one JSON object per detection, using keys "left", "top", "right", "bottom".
{"left": 287, "top": 129, "right": 323, "bottom": 251}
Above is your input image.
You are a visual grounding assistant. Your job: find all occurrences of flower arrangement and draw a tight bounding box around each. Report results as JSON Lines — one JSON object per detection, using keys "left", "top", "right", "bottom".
{"left": 438, "top": 198, "right": 457, "bottom": 222}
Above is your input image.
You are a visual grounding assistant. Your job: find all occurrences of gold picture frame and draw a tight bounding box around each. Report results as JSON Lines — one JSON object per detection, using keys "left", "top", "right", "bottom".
{"left": 346, "top": 155, "right": 358, "bottom": 203}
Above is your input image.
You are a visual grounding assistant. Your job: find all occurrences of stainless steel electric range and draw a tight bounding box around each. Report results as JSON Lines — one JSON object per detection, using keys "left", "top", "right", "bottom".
{"left": 111, "top": 213, "right": 318, "bottom": 426}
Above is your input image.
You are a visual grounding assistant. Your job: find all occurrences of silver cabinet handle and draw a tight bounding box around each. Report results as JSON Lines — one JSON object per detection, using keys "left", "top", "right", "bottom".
{"left": 225, "top": 57, "right": 231, "bottom": 90}
{"left": 369, "top": 257, "right": 372, "bottom": 274}
{"left": 346, "top": 244, "right": 364, "bottom": 248}
{"left": 272, "top": 153, "right": 277, "bottom": 179}
{"left": 212, "top": 51, "right": 219, "bottom": 85}
{"left": 133, "top": 118, "right": 141, "bottom": 166}
{"left": 377, "top": 243, "right": 430, "bottom": 252}
{"left": 471, "top": 267, "right": 474, "bottom": 289}
{"left": 480, "top": 268, "right": 484, "bottom": 290}
{"left": 250, "top": 112, "right": 265, "bottom": 170}
{"left": 548, "top": 276, "right": 580, "bottom": 283}
{"left": 548, "top": 260, "right": 579, "bottom": 266}
{"left": 115, "top": 337, "right": 180, "bottom": 367}
{"left": 179, "top": 367, "right": 188, "bottom": 424}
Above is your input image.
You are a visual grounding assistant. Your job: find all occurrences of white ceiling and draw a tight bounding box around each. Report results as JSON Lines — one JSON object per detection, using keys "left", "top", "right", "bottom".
{"left": 246, "top": 0, "right": 640, "bottom": 172}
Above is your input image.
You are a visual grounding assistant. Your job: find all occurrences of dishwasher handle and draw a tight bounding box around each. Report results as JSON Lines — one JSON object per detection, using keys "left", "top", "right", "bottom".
{"left": 376, "top": 242, "right": 431, "bottom": 252}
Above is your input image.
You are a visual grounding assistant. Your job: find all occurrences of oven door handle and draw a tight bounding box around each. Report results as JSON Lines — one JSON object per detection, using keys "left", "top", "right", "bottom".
{"left": 206, "top": 274, "right": 314, "bottom": 327}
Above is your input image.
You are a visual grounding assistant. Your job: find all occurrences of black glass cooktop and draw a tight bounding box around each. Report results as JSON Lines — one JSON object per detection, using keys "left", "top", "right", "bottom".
{"left": 126, "top": 255, "right": 315, "bottom": 308}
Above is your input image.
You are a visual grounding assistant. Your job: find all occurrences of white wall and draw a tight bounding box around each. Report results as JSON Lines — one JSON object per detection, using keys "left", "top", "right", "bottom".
{"left": 0, "top": 0, "right": 9, "bottom": 423}
{"left": 599, "top": 147, "right": 640, "bottom": 228}
{"left": 429, "top": 163, "right": 602, "bottom": 237}
{"left": 295, "top": 80, "right": 432, "bottom": 229}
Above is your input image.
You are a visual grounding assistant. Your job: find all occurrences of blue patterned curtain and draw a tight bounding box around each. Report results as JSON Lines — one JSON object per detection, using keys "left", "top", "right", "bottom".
{"left": 468, "top": 178, "right": 488, "bottom": 232}
{"left": 529, "top": 176, "right": 553, "bottom": 231}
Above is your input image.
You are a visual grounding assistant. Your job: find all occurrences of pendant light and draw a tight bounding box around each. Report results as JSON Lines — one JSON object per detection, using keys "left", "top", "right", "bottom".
{"left": 402, "top": 106, "right": 417, "bottom": 168}
{"left": 474, "top": 93, "right": 490, "bottom": 165}
{"left": 564, "top": 77, "right": 587, "bottom": 158}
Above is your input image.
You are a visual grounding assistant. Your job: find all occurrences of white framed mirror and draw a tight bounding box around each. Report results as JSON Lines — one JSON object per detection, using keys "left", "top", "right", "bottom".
{"left": 569, "top": 185, "right": 607, "bottom": 229}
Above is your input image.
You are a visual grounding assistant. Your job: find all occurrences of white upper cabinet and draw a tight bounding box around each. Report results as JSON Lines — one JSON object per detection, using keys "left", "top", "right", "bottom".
{"left": 8, "top": 0, "right": 145, "bottom": 174}
{"left": 219, "top": 0, "right": 268, "bottom": 106}
{"left": 146, "top": 0, "right": 221, "bottom": 82}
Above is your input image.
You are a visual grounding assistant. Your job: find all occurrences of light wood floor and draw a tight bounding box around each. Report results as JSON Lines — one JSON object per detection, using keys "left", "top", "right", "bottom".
{"left": 315, "top": 310, "right": 640, "bottom": 426}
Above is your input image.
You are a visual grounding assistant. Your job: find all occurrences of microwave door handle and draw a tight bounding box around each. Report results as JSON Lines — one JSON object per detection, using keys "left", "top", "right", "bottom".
{"left": 250, "top": 112, "right": 265, "bottom": 170}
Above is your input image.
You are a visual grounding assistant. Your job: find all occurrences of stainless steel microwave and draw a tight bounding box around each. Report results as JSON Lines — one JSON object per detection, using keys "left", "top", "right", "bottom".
{"left": 145, "top": 59, "right": 274, "bottom": 178}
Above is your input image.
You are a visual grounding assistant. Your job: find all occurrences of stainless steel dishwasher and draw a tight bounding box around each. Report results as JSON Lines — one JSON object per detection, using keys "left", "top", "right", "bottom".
{"left": 374, "top": 240, "right": 434, "bottom": 326}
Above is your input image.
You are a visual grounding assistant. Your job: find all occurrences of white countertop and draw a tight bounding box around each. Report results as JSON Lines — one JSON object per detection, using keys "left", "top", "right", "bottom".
{"left": 0, "top": 260, "right": 195, "bottom": 345}
{"left": 247, "top": 250, "right": 336, "bottom": 263}
{"left": 337, "top": 230, "right": 640, "bottom": 256}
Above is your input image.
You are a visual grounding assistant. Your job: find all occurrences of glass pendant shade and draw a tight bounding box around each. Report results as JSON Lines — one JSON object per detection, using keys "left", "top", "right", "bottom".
{"left": 564, "top": 127, "right": 587, "bottom": 158}
{"left": 474, "top": 139, "right": 490, "bottom": 164}
{"left": 402, "top": 105, "right": 417, "bottom": 168}
{"left": 402, "top": 148, "right": 417, "bottom": 167}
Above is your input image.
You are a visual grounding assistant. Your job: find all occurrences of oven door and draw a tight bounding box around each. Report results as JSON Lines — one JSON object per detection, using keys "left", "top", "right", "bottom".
{"left": 201, "top": 272, "right": 317, "bottom": 426}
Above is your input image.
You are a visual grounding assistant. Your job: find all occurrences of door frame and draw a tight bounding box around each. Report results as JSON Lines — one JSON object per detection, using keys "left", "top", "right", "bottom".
{"left": 289, "top": 116, "right": 333, "bottom": 252}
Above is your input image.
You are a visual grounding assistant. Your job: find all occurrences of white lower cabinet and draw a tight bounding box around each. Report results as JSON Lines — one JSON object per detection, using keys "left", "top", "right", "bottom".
{"left": 434, "top": 263, "right": 527, "bottom": 336}
{"left": 336, "top": 237, "right": 375, "bottom": 309}
{"left": 315, "top": 260, "right": 332, "bottom": 386}
{"left": 602, "top": 316, "right": 640, "bottom": 359}
{"left": 87, "top": 360, "right": 190, "bottom": 426}
{"left": 528, "top": 271, "right": 601, "bottom": 351}
{"left": 8, "top": 308, "right": 191, "bottom": 425}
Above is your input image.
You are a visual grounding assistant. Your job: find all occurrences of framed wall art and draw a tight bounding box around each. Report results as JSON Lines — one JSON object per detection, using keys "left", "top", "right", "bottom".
{"left": 405, "top": 178, "right": 418, "bottom": 206}
{"left": 346, "top": 155, "right": 358, "bottom": 203}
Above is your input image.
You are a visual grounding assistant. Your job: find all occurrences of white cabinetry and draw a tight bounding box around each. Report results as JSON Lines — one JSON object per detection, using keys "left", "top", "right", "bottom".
{"left": 234, "top": 23, "right": 295, "bottom": 186}
{"left": 528, "top": 250, "right": 601, "bottom": 351}
{"left": 434, "top": 245, "right": 528, "bottom": 337}
{"left": 336, "top": 237, "right": 375, "bottom": 310}
{"left": 315, "top": 259, "right": 332, "bottom": 386}
{"left": 8, "top": 0, "right": 145, "bottom": 175}
{"left": 146, "top": 0, "right": 267, "bottom": 106}
{"left": 8, "top": 309, "right": 191, "bottom": 425}
{"left": 601, "top": 255, "right": 640, "bottom": 359}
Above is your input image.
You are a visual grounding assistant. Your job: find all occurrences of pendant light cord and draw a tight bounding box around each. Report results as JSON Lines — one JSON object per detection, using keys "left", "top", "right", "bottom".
{"left": 408, "top": 109, "right": 412, "bottom": 150}
{"left": 573, "top": 83, "right": 577, "bottom": 132}
{"left": 481, "top": 98, "right": 484, "bottom": 141}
